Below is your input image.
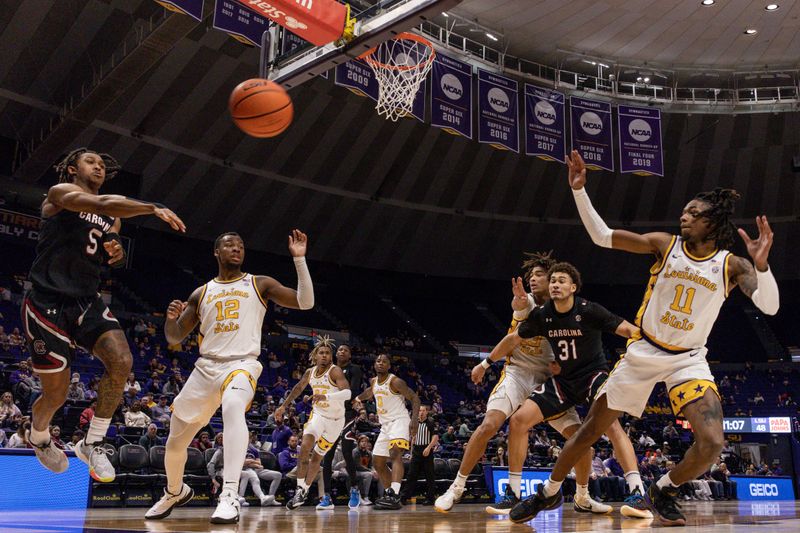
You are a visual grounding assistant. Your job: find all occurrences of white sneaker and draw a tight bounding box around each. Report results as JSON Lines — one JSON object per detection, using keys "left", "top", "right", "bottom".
{"left": 574, "top": 495, "right": 612, "bottom": 514}
{"left": 29, "top": 433, "right": 68, "bottom": 474}
{"left": 261, "top": 495, "right": 281, "bottom": 506}
{"left": 360, "top": 497, "right": 373, "bottom": 506}
{"left": 145, "top": 484, "right": 194, "bottom": 520}
{"left": 74, "top": 440, "right": 115, "bottom": 482}
{"left": 211, "top": 490, "right": 241, "bottom": 524}
{"left": 434, "top": 485, "right": 465, "bottom": 513}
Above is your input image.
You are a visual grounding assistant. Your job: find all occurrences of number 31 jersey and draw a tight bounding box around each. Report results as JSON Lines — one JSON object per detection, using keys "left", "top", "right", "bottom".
{"left": 636, "top": 236, "right": 731, "bottom": 352}
{"left": 517, "top": 297, "right": 623, "bottom": 379}
{"left": 197, "top": 273, "right": 266, "bottom": 358}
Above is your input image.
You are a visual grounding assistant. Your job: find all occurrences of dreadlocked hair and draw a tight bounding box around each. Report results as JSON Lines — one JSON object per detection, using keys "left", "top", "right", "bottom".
{"left": 521, "top": 250, "right": 556, "bottom": 283}
{"left": 54, "top": 147, "right": 120, "bottom": 183}
{"left": 693, "top": 188, "right": 741, "bottom": 249}
{"left": 309, "top": 335, "right": 336, "bottom": 363}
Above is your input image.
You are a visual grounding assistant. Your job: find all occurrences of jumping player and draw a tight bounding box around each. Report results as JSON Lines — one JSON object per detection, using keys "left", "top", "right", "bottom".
{"left": 145, "top": 230, "right": 314, "bottom": 524}
{"left": 512, "top": 151, "right": 779, "bottom": 526}
{"left": 23, "top": 148, "right": 185, "bottom": 482}
{"left": 353, "top": 353, "right": 420, "bottom": 510}
{"left": 435, "top": 252, "right": 585, "bottom": 514}
{"left": 278, "top": 337, "right": 352, "bottom": 511}
{"left": 319, "top": 343, "right": 364, "bottom": 510}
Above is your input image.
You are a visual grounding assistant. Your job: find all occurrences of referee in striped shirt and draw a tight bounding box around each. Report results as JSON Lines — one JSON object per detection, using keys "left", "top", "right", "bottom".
{"left": 401, "top": 405, "right": 439, "bottom": 504}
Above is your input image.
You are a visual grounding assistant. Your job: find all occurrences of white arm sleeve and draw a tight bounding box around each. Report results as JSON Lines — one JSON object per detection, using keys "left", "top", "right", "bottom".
{"left": 326, "top": 389, "right": 352, "bottom": 402}
{"left": 750, "top": 266, "right": 780, "bottom": 315}
{"left": 512, "top": 294, "right": 536, "bottom": 321}
{"left": 572, "top": 187, "right": 614, "bottom": 248}
{"left": 294, "top": 257, "right": 314, "bottom": 310}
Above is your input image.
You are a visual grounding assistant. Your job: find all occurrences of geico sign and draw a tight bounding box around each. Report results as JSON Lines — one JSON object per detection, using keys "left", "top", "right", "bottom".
{"left": 749, "top": 483, "right": 779, "bottom": 497}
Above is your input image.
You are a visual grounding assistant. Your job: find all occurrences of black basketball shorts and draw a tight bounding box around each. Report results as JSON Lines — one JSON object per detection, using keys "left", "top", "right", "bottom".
{"left": 528, "top": 370, "right": 609, "bottom": 421}
{"left": 22, "top": 288, "right": 122, "bottom": 373}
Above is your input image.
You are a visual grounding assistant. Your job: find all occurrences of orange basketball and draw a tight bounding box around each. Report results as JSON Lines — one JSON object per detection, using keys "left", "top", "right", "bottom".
{"left": 229, "top": 78, "right": 293, "bottom": 138}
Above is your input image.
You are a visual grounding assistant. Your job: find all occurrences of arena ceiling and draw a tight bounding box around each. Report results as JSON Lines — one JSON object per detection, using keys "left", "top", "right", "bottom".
{"left": 0, "top": 0, "right": 798, "bottom": 283}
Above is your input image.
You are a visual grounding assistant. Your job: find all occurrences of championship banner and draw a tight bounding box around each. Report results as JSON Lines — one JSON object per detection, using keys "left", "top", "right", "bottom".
{"left": 335, "top": 59, "right": 379, "bottom": 101}
{"left": 570, "top": 96, "right": 614, "bottom": 171}
{"left": 281, "top": 30, "right": 311, "bottom": 56}
{"left": 431, "top": 52, "right": 473, "bottom": 138}
{"left": 154, "top": 0, "right": 204, "bottom": 20}
{"left": 618, "top": 104, "right": 664, "bottom": 176}
{"left": 477, "top": 69, "right": 519, "bottom": 152}
{"left": 525, "top": 84, "right": 565, "bottom": 162}
{"left": 213, "top": 0, "right": 271, "bottom": 46}
{"left": 235, "top": 0, "right": 347, "bottom": 46}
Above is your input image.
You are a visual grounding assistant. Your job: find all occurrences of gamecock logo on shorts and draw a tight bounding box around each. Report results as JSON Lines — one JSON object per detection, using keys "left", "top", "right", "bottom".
{"left": 33, "top": 340, "right": 47, "bottom": 355}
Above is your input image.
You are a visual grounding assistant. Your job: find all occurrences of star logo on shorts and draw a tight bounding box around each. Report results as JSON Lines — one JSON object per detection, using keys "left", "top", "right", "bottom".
{"left": 694, "top": 385, "right": 704, "bottom": 394}
{"left": 677, "top": 391, "right": 686, "bottom": 401}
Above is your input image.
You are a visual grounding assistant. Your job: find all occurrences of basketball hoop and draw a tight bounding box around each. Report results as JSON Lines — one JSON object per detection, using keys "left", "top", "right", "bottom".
{"left": 359, "top": 32, "right": 436, "bottom": 122}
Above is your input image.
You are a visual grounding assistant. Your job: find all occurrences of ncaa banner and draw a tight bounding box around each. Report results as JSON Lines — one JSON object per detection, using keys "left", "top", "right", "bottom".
{"left": 154, "top": 0, "right": 204, "bottom": 20}
{"left": 335, "top": 59, "right": 379, "bottom": 101}
{"left": 570, "top": 96, "right": 614, "bottom": 172}
{"left": 235, "top": 0, "right": 347, "bottom": 46}
{"left": 618, "top": 105, "right": 663, "bottom": 176}
{"left": 525, "top": 85, "right": 565, "bottom": 162}
{"left": 431, "top": 52, "right": 472, "bottom": 138}
{"left": 477, "top": 69, "right": 519, "bottom": 152}
{"left": 213, "top": 0, "right": 271, "bottom": 46}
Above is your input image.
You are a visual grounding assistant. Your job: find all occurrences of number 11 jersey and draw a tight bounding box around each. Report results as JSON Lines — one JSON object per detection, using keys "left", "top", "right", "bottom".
{"left": 517, "top": 297, "right": 623, "bottom": 379}
{"left": 197, "top": 273, "right": 266, "bottom": 358}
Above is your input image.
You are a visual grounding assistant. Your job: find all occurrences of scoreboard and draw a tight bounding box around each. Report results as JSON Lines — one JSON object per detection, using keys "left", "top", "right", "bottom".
{"left": 678, "top": 417, "right": 793, "bottom": 433}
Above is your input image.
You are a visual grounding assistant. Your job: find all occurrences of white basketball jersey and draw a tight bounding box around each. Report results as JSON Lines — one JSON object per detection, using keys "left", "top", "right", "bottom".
{"left": 637, "top": 236, "right": 731, "bottom": 352}
{"left": 197, "top": 273, "right": 267, "bottom": 359}
{"left": 309, "top": 364, "right": 345, "bottom": 419}
{"left": 505, "top": 294, "right": 554, "bottom": 378}
{"left": 372, "top": 374, "right": 410, "bottom": 425}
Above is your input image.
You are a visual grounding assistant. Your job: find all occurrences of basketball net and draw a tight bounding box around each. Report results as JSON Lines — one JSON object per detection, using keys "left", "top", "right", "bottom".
{"left": 360, "top": 33, "right": 435, "bottom": 122}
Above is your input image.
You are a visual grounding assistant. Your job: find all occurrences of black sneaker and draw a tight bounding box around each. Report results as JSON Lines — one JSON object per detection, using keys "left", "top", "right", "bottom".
{"left": 645, "top": 484, "right": 686, "bottom": 526}
{"left": 509, "top": 483, "right": 563, "bottom": 524}
{"left": 485, "top": 485, "right": 520, "bottom": 515}
{"left": 375, "top": 488, "right": 402, "bottom": 510}
{"left": 286, "top": 487, "right": 308, "bottom": 510}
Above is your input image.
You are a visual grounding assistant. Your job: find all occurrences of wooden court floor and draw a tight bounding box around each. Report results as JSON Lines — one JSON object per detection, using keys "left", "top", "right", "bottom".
{"left": 1, "top": 501, "right": 798, "bottom": 533}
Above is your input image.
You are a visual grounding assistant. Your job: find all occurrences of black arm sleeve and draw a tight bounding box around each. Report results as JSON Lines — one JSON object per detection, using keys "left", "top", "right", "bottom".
{"left": 585, "top": 302, "right": 624, "bottom": 333}
{"left": 348, "top": 365, "right": 363, "bottom": 397}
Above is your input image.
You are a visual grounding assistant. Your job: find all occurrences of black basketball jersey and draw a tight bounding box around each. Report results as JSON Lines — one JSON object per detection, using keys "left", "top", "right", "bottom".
{"left": 29, "top": 209, "right": 115, "bottom": 298}
{"left": 517, "top": 297, "right": 623, "bottom": 378}
{"left": 341, "top": 362, "right": 363, "bottom": 415}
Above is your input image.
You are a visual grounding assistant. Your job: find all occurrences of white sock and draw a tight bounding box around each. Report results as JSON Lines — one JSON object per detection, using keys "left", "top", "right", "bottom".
{"left": 656, "top": 472, "right": 678, "bottom": 490}
{"left": 85, "top": 416, "right": 111, "bottom": 445}
{"left": 391, "top": 482, "right": 401, "bottom": 493}
{"left": 509, "top": 472, "right": 522, "bottom": 498}
{"left": 542, "top": 477, "right": 563, "bottom": 498}
{"left": 625, "top": 471, "right": 645, "bottom": 494}
{"left": 29, "top": 426, "right": 51, "bottom": 447}
{"left": 221, "top": 381, "right": 251, "bottom": 496}
{"left": 298, "top": 479, "right": 309, "bottom": 491}
{"left": 575, "top": 483, "right": 589, "bottom": 501}
{"left": 453, "top": 472, "right": 468, "bottom": 490}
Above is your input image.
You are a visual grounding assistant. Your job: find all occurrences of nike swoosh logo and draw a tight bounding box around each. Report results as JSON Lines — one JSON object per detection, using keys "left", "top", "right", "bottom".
{"left": 230, "top": 386, "right": 246, "bottom": 391}
{"left": 689, "top": 351, "right": 699, "bottom": 357}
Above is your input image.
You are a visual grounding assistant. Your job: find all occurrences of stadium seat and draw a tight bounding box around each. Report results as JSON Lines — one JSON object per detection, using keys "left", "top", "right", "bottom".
{"left": 118, "top": 444, "right": 158, "bottom": 507}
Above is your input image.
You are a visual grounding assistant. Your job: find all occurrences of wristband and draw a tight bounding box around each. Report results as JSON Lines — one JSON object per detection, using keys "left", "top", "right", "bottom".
{"left": 480, "top": 359, "right": 491, "bottom": 369}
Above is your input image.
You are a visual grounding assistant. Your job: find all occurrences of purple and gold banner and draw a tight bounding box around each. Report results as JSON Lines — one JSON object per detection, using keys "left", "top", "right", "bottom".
{"left": 477, "top": 69, "right": 518, "bottom": 152}
{"left": 524, "top": 85, "right": 565, "bottom": 162}
{"left": 335, "top": 59, "right": 379, "bottom": 100}
{"left": 154, "top": 0, "right": 204, "bottom": 20}
{"left": 570, "top": 96, "right": 614, "bottom": 172}
{"left": 618, "top": 105, "right": 663, "bottom": 176}
{"left": 431, "top": 52, "right": 472, "bottom": 138}
{"left": 213, "top": 0, "right": 270, "bottom": 47}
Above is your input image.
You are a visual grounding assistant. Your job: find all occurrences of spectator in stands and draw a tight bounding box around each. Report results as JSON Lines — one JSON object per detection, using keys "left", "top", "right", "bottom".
{"left": 533, "top": 429, "right": 550, "bottom": 450}
{"left": 123, "top": 386, "right": 139, "bottom": 408}
{"left": 0, "top": 391, "right": 22, "bottom": 427}
{"left": 133, "top": 319, "right": 147, "bottom": 339}
{"left": 441, "top": 426, "right": 457, "bottom": 444}
{"left": 79, "top": 400, "right": 96, "bottom": 430}
{"left": 548, "top": 439, "right": 562, "bottom": 461}
{"left": 662, "top": 421, "right": 680, "bottom": 447}
{"left": 295, "top": 395, "right": 313, "bottom": 421}
{"left": 593, "top": 448, "right": 624, "bottom": 501}
{"left": 162, "top": 375, "right": 181, "bottom": 396}
{"left": 8, "top": 419, "right": 30, "bottom": 448}
{"left": 213, "top": 433, "right": 224, "bottom": 448}
{"left": 721, "top": 439, "right": 734, "bottom": 459}
{"left": 65, "top": 430, "right": 85, "bottom": 451}
{"left": 278, "top": 434, "right": 299, "bottom": 474}
{"left": 138, "top": 423, "right": 161, "bottom": 450}
{"left": 149, "top": 358, "right": 166, "bottom": 375}
{"left": 123, "top": 373, "right": 141, "bottom": 394}
{"left": 124, "top": 401, "right": 151, "bottom": 428}
{"left": 0, "top": 326, "right": 9, "bottom": 349}
{"left": 638, "top": 432, "right": 656, "bottom": 448}
{"left": 0, "top": 425, "right": 7, "bottom": 447}
{"left": 711, "top": 462, "right": 734, "bottom": 499}
{"left": 84, "top": 377, "right": 99, "bottom": 401}
{"left": 144, "top": 373, "right": 163, "bottom": 395}
{"left": 150, "top": 395, "right": 171, "bottom": 425}
{"left": 355, "top": 408, "right": 380, "bottom": 435}
{"left": 139, "top": 393, "right": 154, "bottom": 416}
{"left": 753, "top": 391, "right": 764, "bottom": 405}
{"left": 603, "top": 449, "right": 625, "bottom": 479}
{"left": 270, "top": 415, "right": 293, "bottom": 455}
{"left": 492, "top": 446, "right": 507, "bottom": 467}
{"left": 457, "top": 420, "right": 471, "bottom": 438}
{"left": 9, "top": 360, "right": 39, "bottom": 409}
{"left": 756, "top": 461, "right": 771, "bottom": 476}
{"left": 8, "top": 327, "right": 24, "bottom": 347}
{"left": 272, "top": 377, "right": 288, "bottom": 400}
{"left": 745, "top": 463, "right": 756, "bottom": 475}
{"left": 240, "top": 443, "right": 282, "bottom": 506}
{"left": 49, "top": 425, "right": 65, "bottom": 450}
{"left": 350, "top": 435, "right": 375, "bottom": 505}
{"left": 191, "top": 431, "right": 214, "bottom": 452}
{"left": 66, "top": 377, "right": 85, "bottom": 401}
